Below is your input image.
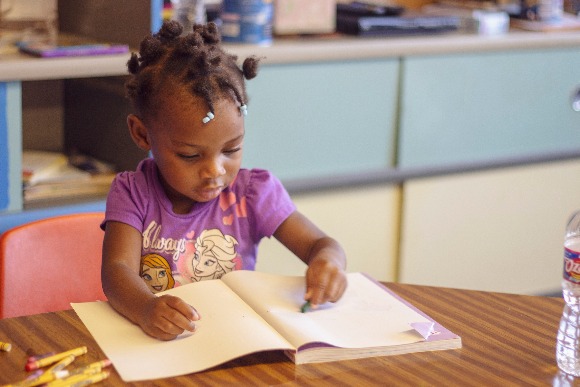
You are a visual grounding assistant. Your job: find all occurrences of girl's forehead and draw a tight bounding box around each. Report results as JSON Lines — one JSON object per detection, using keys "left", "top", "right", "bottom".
{"left": 158, "top": 88, "right": 206, "bottom": 112}
{"left": 154, "top": 88, "right": 236, "bottom": 118}
{"left": 149, "top": 96, "right": 244, "bottom": 141}
{"left": 146, "top": 93, "right": 204, "bottom": 127}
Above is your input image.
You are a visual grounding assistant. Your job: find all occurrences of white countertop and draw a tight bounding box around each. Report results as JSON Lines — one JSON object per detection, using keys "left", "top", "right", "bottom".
{"left": 1, "top": 30, "right": 580, "bottom": 82}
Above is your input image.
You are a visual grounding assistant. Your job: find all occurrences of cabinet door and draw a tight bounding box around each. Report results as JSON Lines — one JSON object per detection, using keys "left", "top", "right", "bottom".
{"left": 256, "top": 184, "right": 400, "bottom": 282}
{"left": 398, "top": 49, "right": 580, "bottom": 168}
{"left": 243, "top": 59, "right": 399, "bottom": 181}
{"left": 399, "top": 159, "right": 580, "bottom": 295}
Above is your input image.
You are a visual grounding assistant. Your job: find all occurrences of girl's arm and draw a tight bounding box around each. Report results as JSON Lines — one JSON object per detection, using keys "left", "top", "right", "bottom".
{"left": 273, "top": 211, "right": 347, "bottom": 307}
{"left": 101, "top": 221, "right": 199, "bottom": 340}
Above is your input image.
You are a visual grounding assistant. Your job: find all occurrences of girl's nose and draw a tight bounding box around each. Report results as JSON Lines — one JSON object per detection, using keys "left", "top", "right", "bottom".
{"left": 201, "top": 157, "right": 226, "bottom": 179}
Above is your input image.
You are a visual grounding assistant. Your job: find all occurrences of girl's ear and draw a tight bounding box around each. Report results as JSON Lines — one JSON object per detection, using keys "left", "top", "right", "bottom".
{"left": 127, "top": 114, "right": 151, "bottom": 152}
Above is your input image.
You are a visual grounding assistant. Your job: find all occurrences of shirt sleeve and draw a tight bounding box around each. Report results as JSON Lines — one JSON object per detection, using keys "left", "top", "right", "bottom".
{"left": 244, "top": 169, "right": 296, "bottom": 241}
{"left": 101, "top": 169, "right": 150, "bottom": 232}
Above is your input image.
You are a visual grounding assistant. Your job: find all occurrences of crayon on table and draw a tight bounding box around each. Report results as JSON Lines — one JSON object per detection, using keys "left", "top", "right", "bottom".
{"left": 25, "top": 370, "right": 45, "bottom": 381}
{"left": 46, "top": 371, "right": 95, "bottom": 386}
{"left": 27, "top": 351, "right": 56, "bottom": 363}
{"left": 65, "top": 359, "right": 111, "bottom": 377}
{"left": 0, "top": 341, "right": 12, "bottom": 351}
{"left": 45, "top": 370, "right": 110, "bottom": 386}
{"left": 25, "top": 346, "right": 87, "bottom": 371}
{"left": 46, "top": 355, "right": 76, "bottom": 373}
{"left": 11, "top": 368, "right": 69, "bottom": 387}
{"left": 301, "top": 301, "right": 312, "bottom": 313}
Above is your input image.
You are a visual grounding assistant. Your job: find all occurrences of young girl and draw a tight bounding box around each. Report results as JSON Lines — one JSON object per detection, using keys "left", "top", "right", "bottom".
{"left": 101, "top": 21, "right": 347, "bottom": 341}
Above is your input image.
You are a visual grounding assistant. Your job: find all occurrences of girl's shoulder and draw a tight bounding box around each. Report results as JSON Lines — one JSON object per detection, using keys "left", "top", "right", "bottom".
{"left": 233, "top": 168, "right": 283, "bottom": 192}
{"left": 113, "top": 158, "right": 156, "bottom": 186}
{"left": 109, "top": 158, "right": 160, "bottom": 208}
{"left": 232, "top": 169, "right": 292, "bottom": 210}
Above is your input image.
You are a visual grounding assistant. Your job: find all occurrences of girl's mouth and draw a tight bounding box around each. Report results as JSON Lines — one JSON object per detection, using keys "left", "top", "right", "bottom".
{"left": 196, "top": 186, "right": 222, "bottom": 201}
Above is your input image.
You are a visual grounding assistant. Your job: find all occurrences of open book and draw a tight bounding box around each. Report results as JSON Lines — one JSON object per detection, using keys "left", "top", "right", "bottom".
{"left": 72, "top": 271, "right": 461, "bottom": 382}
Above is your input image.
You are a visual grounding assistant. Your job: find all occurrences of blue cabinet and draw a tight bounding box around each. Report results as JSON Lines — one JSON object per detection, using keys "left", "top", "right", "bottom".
{"left": 243, "top": 59, "right": 400, "bottom": 180}
{"left": 398, "top": 49, "right": 580, "bottom": 168}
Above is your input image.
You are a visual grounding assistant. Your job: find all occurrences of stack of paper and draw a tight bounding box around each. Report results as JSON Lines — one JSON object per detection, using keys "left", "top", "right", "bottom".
{"left": 22, "top": 150, "right": 116, "bottom": 203}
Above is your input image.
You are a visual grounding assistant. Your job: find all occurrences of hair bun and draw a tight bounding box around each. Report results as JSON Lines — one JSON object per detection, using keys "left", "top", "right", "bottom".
{"left": 127, "top": 53, "right": 140, "bottom": 74}
{"left": 157, "top": 20, "right": 183, "bottom": 42}
{"left": 242, "top": 56, "right": 260, "bottom": 80}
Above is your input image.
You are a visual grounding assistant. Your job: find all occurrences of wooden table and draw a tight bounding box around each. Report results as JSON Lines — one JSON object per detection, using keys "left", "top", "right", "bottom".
{"left": 0, "top": 283, "right": 573, "bottom": 386}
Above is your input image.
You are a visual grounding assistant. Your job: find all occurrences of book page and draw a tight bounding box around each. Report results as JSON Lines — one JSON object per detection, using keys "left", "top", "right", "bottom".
{"left": 222, "top": 271, "right": 431, "bottom": 349}
{"left": 72, "top": 279, "right": 293, "bottom": 382}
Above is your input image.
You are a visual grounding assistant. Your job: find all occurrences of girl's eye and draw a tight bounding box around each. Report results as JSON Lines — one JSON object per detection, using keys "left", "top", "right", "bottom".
{"left": 178, "top": 153, "right": 200, "bottom": 160}
{"left": 224, "top": 147, "right": 241, "bottom": 155}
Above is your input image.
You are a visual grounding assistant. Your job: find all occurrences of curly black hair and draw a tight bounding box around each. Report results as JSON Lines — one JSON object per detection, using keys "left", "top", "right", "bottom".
{"left": 125, "top": 21, "right": 260, "bottom": 122}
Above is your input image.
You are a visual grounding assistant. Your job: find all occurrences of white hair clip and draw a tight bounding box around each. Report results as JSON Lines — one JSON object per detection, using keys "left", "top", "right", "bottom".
{"left": 202, "top": 111, "right": 215, "bottom": 124}
{"left": 240, "top": 104, "right": 247, "bottom": 116}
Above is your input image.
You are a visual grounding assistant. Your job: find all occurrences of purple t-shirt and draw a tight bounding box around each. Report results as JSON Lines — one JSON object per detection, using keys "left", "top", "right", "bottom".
{"left": 103, "top": 158, "right": 295, "bottom": 292}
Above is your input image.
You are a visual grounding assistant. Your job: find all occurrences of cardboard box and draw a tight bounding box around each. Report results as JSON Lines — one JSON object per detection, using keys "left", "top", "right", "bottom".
{"left": 274, "top": 0, "right": 336, "bottom": 34}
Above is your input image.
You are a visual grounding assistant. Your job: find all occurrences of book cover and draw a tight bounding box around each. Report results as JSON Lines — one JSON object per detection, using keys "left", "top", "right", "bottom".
{"left": 17, "top": 41, "right": 129, "bottom": 58}
{"left": 72, "top": 271, "right": 461, "bottom": 382}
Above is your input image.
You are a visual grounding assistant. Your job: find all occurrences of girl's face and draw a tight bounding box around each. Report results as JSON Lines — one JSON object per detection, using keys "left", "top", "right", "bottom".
{"left": 138, "top": 93, "right": 245, "bottom": 214}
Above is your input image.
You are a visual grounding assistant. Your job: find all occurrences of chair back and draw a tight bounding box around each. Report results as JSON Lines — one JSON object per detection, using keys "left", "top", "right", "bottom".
{"left": 0, "top": 212, "right": 107, "bottom": 318}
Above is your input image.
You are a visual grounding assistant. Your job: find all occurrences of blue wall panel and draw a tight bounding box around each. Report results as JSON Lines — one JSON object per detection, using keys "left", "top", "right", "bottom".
{"left": 0, "top": 84, "right": 9, "bottom": 210}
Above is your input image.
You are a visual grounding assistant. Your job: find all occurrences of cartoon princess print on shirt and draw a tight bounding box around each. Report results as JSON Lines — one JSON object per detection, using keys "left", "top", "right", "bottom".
{"left": 140, "top": 254, "right": 175, "bottom": 293}
{"left": 192, "top": 229, "right": 240, "bottom": 282}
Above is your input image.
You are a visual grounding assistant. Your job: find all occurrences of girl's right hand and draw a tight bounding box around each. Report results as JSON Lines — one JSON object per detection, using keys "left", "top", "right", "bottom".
{"left": 138, "top": 294, "right": 200, "bottom": 340}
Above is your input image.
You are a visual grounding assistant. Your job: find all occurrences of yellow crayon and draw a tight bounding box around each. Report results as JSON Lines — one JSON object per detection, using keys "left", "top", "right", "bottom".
{"left": 46, "top": 370, "right": 110, "bottom": 387}
{"left": 11, "top": 354, "right": 75, "bottom": 387}
{"left": 66, "top": 359, "right": 112, "bottom": 376}
{"left": 47, "top": 355, "right": 76, "bottom": 374}
{"left": 25, "top": 346, "right": 87, "bottom": 371}
{"left": 45, "top": 372, "right": 91, "bottom": 386}
{"left": 28, "top": 352, "right": 56, "bottom": 363}
{"left": 24, "top": 370, "right": 44, "bottom": 381}
{"left": 13, "top": 368, "right": 69, "bottom": 387}
{"left": 48, "top": 368, "right": 102, "bottom": 385}
{"left": 0, "top": 341, "right": 12, "bottom": 352}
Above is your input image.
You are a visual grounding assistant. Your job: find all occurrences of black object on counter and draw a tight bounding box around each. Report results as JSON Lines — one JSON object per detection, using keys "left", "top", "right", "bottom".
{"left": 336, "top": 1, "right": 461, "bottom": 36}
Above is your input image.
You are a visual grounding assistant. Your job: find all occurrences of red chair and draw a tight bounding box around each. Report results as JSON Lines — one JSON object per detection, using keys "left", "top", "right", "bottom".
{"left": 0, "top": 212, "right": 107, "bottom": 318}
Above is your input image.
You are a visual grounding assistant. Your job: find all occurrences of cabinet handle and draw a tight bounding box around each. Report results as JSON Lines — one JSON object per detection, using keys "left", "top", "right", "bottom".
{"left": 572, "top": 87, "right": 580, "bottom": 112}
